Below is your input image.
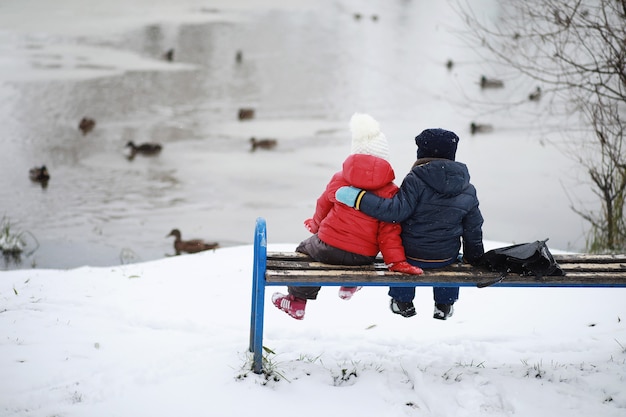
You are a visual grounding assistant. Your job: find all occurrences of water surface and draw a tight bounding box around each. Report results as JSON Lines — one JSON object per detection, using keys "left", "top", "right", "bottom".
{"left": 0, "top": 0, "right": 593, "bottom": 269}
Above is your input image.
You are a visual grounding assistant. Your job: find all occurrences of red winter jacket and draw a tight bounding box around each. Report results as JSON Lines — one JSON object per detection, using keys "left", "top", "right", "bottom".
{"left": 310, "top": 154, "right": 407, "bottom": 264}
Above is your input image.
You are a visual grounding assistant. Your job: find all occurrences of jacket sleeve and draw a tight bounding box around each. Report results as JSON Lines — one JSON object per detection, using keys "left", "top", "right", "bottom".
{"left": 377, "top": 221, "right": 407, "bottom": 264}
{"left": 357, "top": 173, "right": 421, "bottom": 223}
{"left": 461, "top": 193, "right": 485, "bottom": 265}
{"left": 312, "top": 173, "right": 341, "bottom": 227}
{"left": 372, "top": 185, "right": 408, "bottom": 265}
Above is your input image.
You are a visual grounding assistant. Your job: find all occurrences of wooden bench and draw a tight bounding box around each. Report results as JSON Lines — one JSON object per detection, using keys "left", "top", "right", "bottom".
{"left": 248, "top": 217, "right": 626, "bottom": 374}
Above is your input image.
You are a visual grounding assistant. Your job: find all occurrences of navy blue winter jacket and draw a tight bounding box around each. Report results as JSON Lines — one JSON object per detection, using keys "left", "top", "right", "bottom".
{"left": 356, "top": 158, "right": 484, "bottom": 265}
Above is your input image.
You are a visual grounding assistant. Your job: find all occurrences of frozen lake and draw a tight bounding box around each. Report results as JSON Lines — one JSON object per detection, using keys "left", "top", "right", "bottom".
{"left": 0, "top": 0, "right": 594, "bottom": 269}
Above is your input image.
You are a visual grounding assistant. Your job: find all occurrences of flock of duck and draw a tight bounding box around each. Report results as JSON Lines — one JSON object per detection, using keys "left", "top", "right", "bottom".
{"left": 29, "top": 85, "right": 285, "bottom": 256}
{"left": 27, "top": 110, "right": 263, "bottom": 254}
{"left": 29, "top": 118, "right": 165, "bottom": 188}
{"left": 27, "top": 23, "right": 540, "bottom": 258}
{"left": 28, "top": 164, "right": 220, "bottom": 254}
{"left": 30, "top": 87, "right": 278, "bottom": 185}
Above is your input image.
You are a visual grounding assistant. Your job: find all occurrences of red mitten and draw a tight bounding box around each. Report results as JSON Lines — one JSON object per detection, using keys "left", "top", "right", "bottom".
{"left": 304, "top": 218, "right": 318, "bottom": 233}
{"left": 389, "top": 261, "right": 424, "bottom": 275}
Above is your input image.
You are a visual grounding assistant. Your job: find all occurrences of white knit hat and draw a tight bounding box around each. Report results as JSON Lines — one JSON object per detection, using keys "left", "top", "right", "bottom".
{"left": 350, "top": 113, "right": 390, "bottom": 161}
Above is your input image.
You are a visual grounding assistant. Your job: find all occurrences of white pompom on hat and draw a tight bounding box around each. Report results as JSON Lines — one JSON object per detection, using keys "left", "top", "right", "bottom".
{"left": 349, "top": 113, "right": 390, "bottom": 161}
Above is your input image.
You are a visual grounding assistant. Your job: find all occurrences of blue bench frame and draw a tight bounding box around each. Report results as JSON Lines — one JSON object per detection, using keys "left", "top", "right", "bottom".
{"left": 249, "top": 217, "right": 626, "bottom": 374}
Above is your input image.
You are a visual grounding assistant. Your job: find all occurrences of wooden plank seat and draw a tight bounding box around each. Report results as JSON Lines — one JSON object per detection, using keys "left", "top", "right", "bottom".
{"left": 264, "top": 251, "right": 626, "bottom": 287}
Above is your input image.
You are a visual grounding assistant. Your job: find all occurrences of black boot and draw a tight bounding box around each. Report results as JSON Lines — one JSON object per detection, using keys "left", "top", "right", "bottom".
{"left": 433, "top": 303, "right": 454, "bottom": 320}
{"left": 390, "top": 298, "right": 416, "bottom": 317}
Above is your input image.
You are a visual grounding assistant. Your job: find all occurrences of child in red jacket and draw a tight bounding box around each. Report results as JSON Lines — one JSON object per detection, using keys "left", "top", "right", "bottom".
{"left": 272, "top": 113, "right": 423, "bottom": 320}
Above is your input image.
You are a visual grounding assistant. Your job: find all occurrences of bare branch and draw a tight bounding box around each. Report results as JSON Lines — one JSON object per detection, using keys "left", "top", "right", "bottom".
{"left": 455, "top": 0, "right": 626, "bottom": 251}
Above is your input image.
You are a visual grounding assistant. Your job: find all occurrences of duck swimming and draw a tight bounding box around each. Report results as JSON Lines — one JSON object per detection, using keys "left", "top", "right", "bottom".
{"left": 126, "top": 141, "right": 162, "bottom": 160}
{"left": 238, "top": 108, "right": 255, "bottom": 120}
{"left": 250, "top": 137, "right": 278, "bottom": 151}
{"left": 480, "top": 76, "right": 504, "bottom": 89}
{"left": 29, "top": 165, "right": 50, "bottom": 184}
{"left": 79, "top": 117, "right": 96, "bottom": 135}
{"left": 470, "top": 122, "right": 494, "bottom": 135}
{"left": 528, "top": 86, "right": 542, "bottom": 101}
{"left": 167, "top": 229, "right": 219, "bottom": 255}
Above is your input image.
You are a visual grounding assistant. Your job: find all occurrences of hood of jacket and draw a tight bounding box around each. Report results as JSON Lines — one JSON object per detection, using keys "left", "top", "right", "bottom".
{"left": 412, "top": 158, "right": 470, "bottom": 196}
{"left": 342, "top": 153, "right": 395, "bottom": 190}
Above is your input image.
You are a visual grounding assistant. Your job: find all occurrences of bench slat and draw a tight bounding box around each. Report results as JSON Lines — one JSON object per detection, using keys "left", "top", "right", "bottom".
{"left": 560, "top": 263, "right": 626, "bottom": 272}
{"left": 267, "top": 260, "right": 626, "bottom": 273}
{"left": 267, "top": 260, "right": 388, "bottom": 271}
{"left": 553, "top": 254, "right": 626, "bottom": 263}
{"left": 267, "top": 251, "right": 626, "bottom": 264}
{"left": 265, "top": 269, "right": 626, "bottom": 286}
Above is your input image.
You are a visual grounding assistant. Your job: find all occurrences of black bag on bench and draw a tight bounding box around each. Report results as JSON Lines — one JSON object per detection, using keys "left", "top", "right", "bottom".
{"left": 477, "top": 239, "right": 565, "bottom": 287}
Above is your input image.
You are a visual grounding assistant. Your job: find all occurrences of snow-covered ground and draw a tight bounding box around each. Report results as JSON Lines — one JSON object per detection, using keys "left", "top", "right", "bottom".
{"left": 1, "top": 243, "right": 625, "bottom": 416}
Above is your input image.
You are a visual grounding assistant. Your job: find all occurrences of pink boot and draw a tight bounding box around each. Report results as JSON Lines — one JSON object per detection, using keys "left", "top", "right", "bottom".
{"left": 272, "top": 293, "right": 306, "bottom": 320}
{"left": 338, "top": 286, "right": 362, "bottom": 300}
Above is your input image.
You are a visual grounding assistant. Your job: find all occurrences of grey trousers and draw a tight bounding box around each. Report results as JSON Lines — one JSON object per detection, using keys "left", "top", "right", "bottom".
{"left": 288, "top": 235, "right": 376, "bottom": 300}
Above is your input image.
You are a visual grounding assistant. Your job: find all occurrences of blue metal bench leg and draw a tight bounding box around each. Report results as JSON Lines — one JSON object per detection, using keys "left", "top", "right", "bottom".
{"left": 250, "top": 217, "right": 268, "bottom": 374}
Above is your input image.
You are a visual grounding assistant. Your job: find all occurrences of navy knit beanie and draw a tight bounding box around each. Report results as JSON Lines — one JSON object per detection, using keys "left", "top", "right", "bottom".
{"left": 415, "top": 128, "right": 459, "bottom": 161}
